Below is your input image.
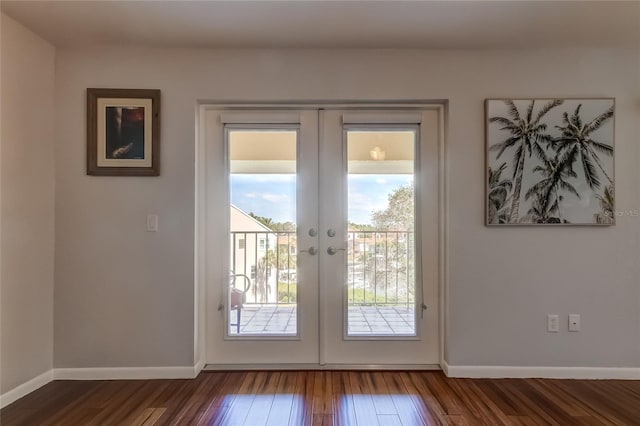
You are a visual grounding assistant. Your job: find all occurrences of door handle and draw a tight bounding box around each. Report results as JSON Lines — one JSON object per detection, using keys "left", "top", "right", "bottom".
{"left": 299, "top": 246, "right": 317, "bottom": 256}
{"left": 326, "top": 246, "right": 346, "bottom": 255}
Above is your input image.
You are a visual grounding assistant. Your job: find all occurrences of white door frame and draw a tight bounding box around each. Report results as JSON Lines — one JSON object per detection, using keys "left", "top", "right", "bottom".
{"left": 195, "top": 102, "right": 447, "bottom": 370}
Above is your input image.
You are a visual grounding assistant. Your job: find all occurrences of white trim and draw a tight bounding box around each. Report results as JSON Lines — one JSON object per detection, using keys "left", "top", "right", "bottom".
{"left": 198, "top": 101, "right": 447, "bottom": 366}
{"left": 440, "top": 360, "right": 450, "bottom": 376}
{"left": 438, "top": 104, "right": 448, "bottom": 367}
{"left": 194, "top": 359, "right": 205, "bottom": 375}
{"left": 219, "top": 111, "right": 301, "bottom": 124}
{"left": 1, "top": 365, "right": 206, "bottom": 408}
{"left": 53, "top": 366, "right": 200, "bottom": 381}
{"left": 0, "top": 370, "right": 54, "bottom": 409}
{"left": 204, "top": 363, "right": 441, "bottom": 371}
{"left": 443, "top": 361, "right": 640, "bottom": 380}
{"left": 342, "top": 111, "right": 423, "bottom": 124}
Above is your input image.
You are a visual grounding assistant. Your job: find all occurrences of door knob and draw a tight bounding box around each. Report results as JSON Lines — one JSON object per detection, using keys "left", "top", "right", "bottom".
{"left": 299, "top": 246, "right": 317, "bottom": 256}
{"left": 326, "top": 246, "right": 346, "bottom": 255}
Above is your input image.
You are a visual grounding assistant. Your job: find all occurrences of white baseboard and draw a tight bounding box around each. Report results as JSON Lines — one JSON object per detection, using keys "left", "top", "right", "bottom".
{"left": 194, "top": 359, "right": 205, "bottom": 375}
{"left": 1, "top": 365, "right": 202, "bottom": 409}
{"left": 442, "top": 361, "right": 640, "bottom": 380}
{"left": 53, "top": 365, "right": 200, "bottom": 380}
{"left": 0, "top": 370, "right": 54, "bottom": 409}
{"left": 203, "top": 363, "right": 441, "bottom": 370}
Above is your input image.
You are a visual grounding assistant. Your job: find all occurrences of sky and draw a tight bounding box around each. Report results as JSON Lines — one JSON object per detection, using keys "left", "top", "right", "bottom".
{"left": 231, "top": 174, "right": 413, "bottom": 225}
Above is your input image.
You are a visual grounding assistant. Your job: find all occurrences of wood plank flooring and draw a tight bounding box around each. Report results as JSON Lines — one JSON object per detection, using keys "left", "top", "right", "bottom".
{"left": 2, "top": 371, "right": 639, "bottom": 425}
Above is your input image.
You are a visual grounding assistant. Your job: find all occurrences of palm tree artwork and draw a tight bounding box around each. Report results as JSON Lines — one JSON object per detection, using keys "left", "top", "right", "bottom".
{"left": 486, "top": 99, "right": 615, "bottom": 225}
{"left": 487, "top": 163, "right": 512, "bottom": 224}
{"left": 523, "top": 149, "right": 579, "bottom": 223}
{"left": 552, "top": 104, "right": 615, "bottom": 190}
{"left": 488, "top": 99, "right": 563, "bottom": 222}
{"left": 594, "top": 186, "right": 615, "bottom": 224}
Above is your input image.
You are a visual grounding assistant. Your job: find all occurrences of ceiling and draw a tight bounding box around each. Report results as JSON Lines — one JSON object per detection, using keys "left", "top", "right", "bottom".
{"left": 2, "top": 1, "right": 639, "bottom": 49}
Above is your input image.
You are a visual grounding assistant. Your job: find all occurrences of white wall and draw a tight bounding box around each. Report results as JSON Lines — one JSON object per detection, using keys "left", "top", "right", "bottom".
{"left": 53, "top": 47, "right": 640, "bottom": 369}
{"left": 1, "top": 14, "right": 55, "bottom": 393}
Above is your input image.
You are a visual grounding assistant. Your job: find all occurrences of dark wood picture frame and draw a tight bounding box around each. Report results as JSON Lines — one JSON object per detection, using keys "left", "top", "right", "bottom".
{"left": 87, "top": 88, "right": 160, "bottom": 176}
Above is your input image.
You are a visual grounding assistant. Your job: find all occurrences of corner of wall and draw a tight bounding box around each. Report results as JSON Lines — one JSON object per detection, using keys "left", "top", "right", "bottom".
{"left": 1, "top": 10, "right": 56, "bottom": 399}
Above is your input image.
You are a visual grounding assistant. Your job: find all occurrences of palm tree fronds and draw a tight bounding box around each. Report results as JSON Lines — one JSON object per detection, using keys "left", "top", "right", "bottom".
{"left": 588, "top": 139, "right": 613, "bottom": 155}
{"left": 595, "top": 212, "right": 614, "bottom": 224}
{"left": 533, "top": 99, "right": 563, "bottom": 125}
{"left": 531, "top": 141, "right": 547, "bottom": 163}
{"left": 587, "top": 146, "right": 614, "bottom": 185}
{"left": 489, "top": 136, "right": 520, "bottom": 159}
{"left": 499, "top": 124, "right": 522, "bottom": 133}
{"left": 558, "top": 144, "right": 579, "bottom": 176}
{"left": 601, "top": 185, "right": 614, "bottom": 207}
{"left": 580, "top": 151, "right": 601, "bottom": 190}
{"left": 570, "top": 104, "right": 583, "bottom": 128}
{"left": 558, "top": 180, "right": 580, "bottom": 199}
{"left": 504, "top": 100, "right": 521, "bottom": 121}
{"left": 526, "top": 100, "right": 535, "bottom": 123}
{"left": 488, "top": 116, "right": 515, "bottom": 126}
{"left": 487, "top": 163, "right": 514, "bottom": 224}
{"left": 595, "top": 186, "right": 615, "bottom": 211}
{"left": 525, "top": 179, "right": 551, "bottom": 200}
{"left": 488, "top": 162, "right": 508, "bottom": 180}
{"left": 584, "top": 106, "right": 614, "bottom": 134}
{"left": 594, "top": 185, "right": 615, "bottom": 224}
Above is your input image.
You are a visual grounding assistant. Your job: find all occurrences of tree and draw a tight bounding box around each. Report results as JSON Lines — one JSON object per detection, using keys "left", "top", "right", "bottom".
{"left": 248, "top": 213, "right": 296, "bottom": 232}
{"left": 271, "top": 221, "right": 296, "bottom": 232}
{"left": 488, "top": 99, "right": 563, "bottom": 222}
{"left": 487, "top": 163, "right": 512, "bottom": 224}
{"left": 594, "top": 186, "right": 615, "bottom": 224}
{"left": 253, "top": 258, "right": 270, "bottom": 303}
{"left": 348, "top": 222, "right": 375, "bottom": 232}
{"left": 371, "top": 185, "right": 414, "bottom": 231}
{"left": 248, "top": 212, "right": 275, "bottom": 230}
{"left": 265, "top": 245, "right": 296, "bottom": 271}
{"left": 523, "top": 148, "right": 579, "bottom": 223}
{"left": 552, "top": 104, "right": 614, "bottom": 190}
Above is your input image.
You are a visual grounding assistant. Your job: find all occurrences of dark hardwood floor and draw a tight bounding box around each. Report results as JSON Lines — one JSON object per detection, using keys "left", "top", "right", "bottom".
{"left": 2, "top": 371, "right": 639, "bottom": 425}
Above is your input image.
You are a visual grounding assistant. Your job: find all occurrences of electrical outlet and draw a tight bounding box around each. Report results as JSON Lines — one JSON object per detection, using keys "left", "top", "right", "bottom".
{"left": 547, "top": 314, "right": 559, "bottom": 332}
{"left": 569, "top": 314, "right": 581, "bottom": 332}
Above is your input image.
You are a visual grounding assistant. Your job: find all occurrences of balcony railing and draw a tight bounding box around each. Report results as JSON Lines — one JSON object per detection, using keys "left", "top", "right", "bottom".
{"left": 230, "top": 230, "right": 414, "bottom": 307}
{"left": 347, "top": 231, "right": 415, "bottom": 307}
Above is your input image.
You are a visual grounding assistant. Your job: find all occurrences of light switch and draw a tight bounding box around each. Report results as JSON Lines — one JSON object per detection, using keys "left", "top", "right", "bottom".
{"left": 147, "top": 214, "right": 158, "bottom": 232}
{"left": 547, "top": 314, "right": 559, "bottom": 332}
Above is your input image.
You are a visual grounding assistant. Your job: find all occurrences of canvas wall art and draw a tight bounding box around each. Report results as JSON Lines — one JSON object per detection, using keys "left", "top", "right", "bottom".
{"left": 486, "top": 98, "right": 615, "bottom": 225}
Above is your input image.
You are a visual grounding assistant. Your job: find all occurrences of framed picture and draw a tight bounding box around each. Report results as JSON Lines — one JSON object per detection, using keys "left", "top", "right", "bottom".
{"left": 87, "top": 88, "right": 160, "bottom": 176}
{"left": 486, "top": 98, "right": 615, "bottom": 226}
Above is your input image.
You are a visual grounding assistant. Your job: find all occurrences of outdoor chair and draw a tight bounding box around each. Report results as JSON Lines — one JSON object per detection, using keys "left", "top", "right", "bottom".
{"left": 229, "top": 273, "right": 251, "bottom": 333}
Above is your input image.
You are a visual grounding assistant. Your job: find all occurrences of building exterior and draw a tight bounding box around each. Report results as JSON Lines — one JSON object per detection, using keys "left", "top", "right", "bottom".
{"left": 230, "top": 204, "right": 277, "bottom": 304}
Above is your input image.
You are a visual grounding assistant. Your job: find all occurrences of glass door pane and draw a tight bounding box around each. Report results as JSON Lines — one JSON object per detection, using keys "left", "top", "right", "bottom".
{"left": 346, "top": 130, "right": 416, "bottom": 336}
{"left": 228, "top": 129, "right": 298, "bottom": 336}
{"left": 315, "top": 109, "right": 440, "bottom": 365}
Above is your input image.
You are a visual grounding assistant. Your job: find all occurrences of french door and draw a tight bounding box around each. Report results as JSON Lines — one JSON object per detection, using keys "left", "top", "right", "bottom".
{"left": 202, "top": 106, "right": 441, "bottom": 367}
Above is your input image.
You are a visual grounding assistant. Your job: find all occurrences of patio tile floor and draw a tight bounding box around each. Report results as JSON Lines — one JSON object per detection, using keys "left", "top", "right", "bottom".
{"left": 229, "top": 305, "right": 415, "bottom": 336}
